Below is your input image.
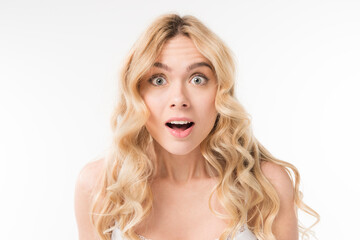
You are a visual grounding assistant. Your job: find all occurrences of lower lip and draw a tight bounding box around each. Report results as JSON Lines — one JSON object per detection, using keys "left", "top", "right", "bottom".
{"left": 166, "top": 124, "right": 194, "bottom": 138}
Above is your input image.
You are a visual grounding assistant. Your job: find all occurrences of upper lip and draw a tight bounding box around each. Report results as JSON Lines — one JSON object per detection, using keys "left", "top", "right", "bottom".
{"left": 165, "top": 117, "right": 195, "bottom": 124}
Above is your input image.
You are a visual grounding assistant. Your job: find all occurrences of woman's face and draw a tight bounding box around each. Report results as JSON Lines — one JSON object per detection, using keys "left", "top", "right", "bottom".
{"left": 139, "top": 35, "right": 218, "bottom": 156}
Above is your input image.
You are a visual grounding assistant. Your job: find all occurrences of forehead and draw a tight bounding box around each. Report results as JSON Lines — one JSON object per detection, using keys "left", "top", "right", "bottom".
{"left": 156, "top": 35, "right": 209, "bottom": 63}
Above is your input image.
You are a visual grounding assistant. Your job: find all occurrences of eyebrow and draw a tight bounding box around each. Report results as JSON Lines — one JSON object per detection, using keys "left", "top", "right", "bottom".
{"left": 153, "top": 61, "right": 214, "bottom": 72}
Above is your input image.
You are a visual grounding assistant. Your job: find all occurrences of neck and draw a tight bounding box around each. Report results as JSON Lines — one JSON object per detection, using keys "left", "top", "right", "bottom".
{"left": 150, "top": 141, "right": 211, "bottom": 184}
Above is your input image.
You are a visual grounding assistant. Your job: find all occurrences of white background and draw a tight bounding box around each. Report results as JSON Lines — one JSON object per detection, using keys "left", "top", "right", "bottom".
{"left": 1, "top": 0, "right": 359, "bottom": 239}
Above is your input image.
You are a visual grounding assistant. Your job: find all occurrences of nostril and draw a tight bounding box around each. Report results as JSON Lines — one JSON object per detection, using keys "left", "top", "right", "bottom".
{"left": 170, "top": 103, "right": 188, "bottom": 107}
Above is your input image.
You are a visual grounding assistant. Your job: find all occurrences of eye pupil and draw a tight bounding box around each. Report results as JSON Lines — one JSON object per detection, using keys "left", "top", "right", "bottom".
{"left": 153, "top": 77, "right": 165, "bottom": 85}
{"left": 193, "top": 76, "right": 205, "bottom": 85}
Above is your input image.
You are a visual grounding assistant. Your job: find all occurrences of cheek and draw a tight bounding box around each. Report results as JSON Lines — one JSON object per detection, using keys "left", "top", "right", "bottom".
{"left": 199, "top": 91, "right": 217, "bottom": 112}
{"left": 143, "top": 95, "right": 164, "bottom": 122}
{"left": 207, "top": 94, "right": 218, "bottom": 123}
{"left": 195, "top": 95, "right": 217, "bottom": 126}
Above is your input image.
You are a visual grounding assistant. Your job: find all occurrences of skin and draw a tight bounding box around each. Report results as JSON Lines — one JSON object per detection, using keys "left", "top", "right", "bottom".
{"left": 74, "top": 35, "right": 298, "bottom": 240}
{"left": 138, "top": 35, "right": 218, "bottom": 183}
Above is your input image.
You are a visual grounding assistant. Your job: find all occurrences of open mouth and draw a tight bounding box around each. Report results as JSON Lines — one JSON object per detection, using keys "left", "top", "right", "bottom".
{"left": 165, "top": 122, "right": 195, "bottom": 130}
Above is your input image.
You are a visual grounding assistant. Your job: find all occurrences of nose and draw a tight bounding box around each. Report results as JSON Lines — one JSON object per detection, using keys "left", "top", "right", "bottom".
{"left": 169, "top": 82, "right": 190, "bottom": 109}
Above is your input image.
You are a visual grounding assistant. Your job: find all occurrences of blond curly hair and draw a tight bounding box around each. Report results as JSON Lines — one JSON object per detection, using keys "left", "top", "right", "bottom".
{"left": 90, "top": 14, "right": 319, "bottom": 240}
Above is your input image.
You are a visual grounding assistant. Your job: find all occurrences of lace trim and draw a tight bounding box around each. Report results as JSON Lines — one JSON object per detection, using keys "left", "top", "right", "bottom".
{"left": 138, "top": 235, "right": 151, "bottom": 240}
{"left": 136, "top": 225, "right": 246, "bottom": 240}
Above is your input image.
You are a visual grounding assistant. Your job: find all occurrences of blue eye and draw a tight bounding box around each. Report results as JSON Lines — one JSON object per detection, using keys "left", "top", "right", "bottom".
{"left": 150, "top": 76, "right": 167, "bottom": 86}
{"left": 191, "top": 75, "right": 208, "bottom": 85}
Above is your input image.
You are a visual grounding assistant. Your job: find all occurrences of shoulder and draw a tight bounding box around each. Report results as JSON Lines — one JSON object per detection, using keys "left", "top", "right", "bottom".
{"left": 75, "top": 158, "right": 105, "bottom": 209}
{"left": 76, "top": 158, "right": 105, "bottom": 194}
{"left": 260, "top": 161, "right": 294, "bottom": 201}
{"left": 74, "top": 158, "right": 106, "bottom": 240}
{"left": 260, "top": 161, "right": 298, "bottom": 239}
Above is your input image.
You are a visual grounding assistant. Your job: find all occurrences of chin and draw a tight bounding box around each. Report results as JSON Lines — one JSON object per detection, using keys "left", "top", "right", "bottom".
{"left": 155, "top": 141, "right": 200, "bottom": 156}
{"left": 166, "top": 148, "right": 196, "bottom": 156}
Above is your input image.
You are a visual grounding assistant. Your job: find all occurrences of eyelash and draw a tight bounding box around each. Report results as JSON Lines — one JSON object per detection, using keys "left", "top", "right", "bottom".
{"left": 148, "top": 73, "right": 209, "bottom": 86}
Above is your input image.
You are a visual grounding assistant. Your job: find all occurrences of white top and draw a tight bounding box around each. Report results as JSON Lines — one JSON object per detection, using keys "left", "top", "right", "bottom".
{"left": 111, "top": 225, "right": 257, "bottom": 240}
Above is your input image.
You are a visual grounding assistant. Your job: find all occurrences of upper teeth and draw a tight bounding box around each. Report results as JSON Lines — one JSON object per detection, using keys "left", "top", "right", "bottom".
{"left": 169, "top": 121, "right": 191, "bottom": 124}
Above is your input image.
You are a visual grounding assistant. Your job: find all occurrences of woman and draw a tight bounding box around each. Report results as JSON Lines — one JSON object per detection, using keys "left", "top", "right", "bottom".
{"left": 75, "top": 14, "right": 319, "bottom": 240}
